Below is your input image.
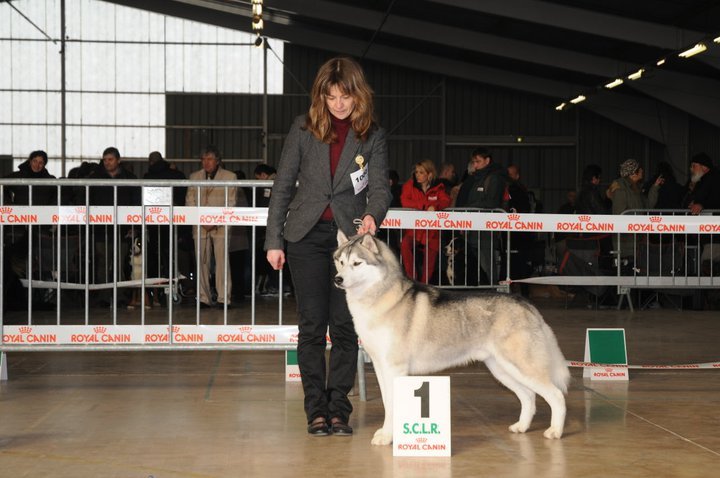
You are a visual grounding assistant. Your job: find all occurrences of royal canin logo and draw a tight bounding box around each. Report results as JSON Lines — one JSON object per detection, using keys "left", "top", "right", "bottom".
{"left": 605, "top": 367, "right": 614, "bottom": 372}
{"left": 0, "top": 207, "right": 13, "bottom": 214}
{"left": 290, "top": 333, "right": 299, "bottom": 343}
{"left": 93, "top": 326, "right": 107, "bottom": 334}
{"left": 75, "top": 206, "right": 87, "bottom": 214}
{"left": 578, "top": 215, "right": 590, "bottom": 222}
{"left": 238, "top": 326, "right": 252, "bottom": 332}
{"left": 147, "top": 207, "right": 162, "bottom": 214}
{"left": 223, "top": 209, "right": 235, "bottom": 216}
{"left": 507, "top": 214, "right": 520, "bottom": 221}
{"left": 649, "top": 216, "right": 662, "bottom": 223}
{"left": 19, "top": 326, "right": 32, "bottom": 334}
{"left": 169, "top": 326, "right": 180, "bottom": 333}
{"left": 416, "top": 437, "right": 428, "bottom": 443}
{"left": 436, "top": 212, "right": 449, "bottom": 219}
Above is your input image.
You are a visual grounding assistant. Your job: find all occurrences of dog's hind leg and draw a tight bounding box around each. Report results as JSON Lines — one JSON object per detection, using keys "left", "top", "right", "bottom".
{"left": 485, "top": 356, "right": 536, "bottom": 434}
{"left": 506, "top": 365, "right": 566, "bottom": 439}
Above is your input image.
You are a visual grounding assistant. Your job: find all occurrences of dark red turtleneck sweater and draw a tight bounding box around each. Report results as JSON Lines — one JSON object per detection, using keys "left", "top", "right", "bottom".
{"left": 320, "top": 115, "right": 352, "bottom": 221}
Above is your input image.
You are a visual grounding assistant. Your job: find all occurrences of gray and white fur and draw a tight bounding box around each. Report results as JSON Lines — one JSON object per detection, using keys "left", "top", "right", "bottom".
{"left": 334, "top": 232, "right": 570, "bottom": 446}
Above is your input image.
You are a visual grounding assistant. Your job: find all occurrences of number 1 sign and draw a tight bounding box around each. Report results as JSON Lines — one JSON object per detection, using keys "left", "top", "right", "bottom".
{"left": 393, "top": 376, "right": 452, "bottom": 457}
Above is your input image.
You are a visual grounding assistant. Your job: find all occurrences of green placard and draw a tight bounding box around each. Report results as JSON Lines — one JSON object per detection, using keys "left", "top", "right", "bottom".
{"left": 588, "top": 329, "right": 627, "bottom": 364}
{"left": 286, "top": 350, "right": 298, "bottom": 366}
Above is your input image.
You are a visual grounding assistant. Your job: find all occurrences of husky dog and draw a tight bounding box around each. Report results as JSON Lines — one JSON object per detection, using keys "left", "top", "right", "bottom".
{"left": 334, "top": 232, "right": 570, "bottom": 446}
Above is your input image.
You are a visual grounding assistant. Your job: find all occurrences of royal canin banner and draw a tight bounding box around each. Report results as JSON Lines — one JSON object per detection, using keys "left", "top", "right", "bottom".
{"left": 1, "top": 207, "right": 719, "bottom": 233}
{"left": 2, "top": 325, "right": 300, "bottom": 345}
{"left": 380, "top": 210, "right": 720, "bottom": 233}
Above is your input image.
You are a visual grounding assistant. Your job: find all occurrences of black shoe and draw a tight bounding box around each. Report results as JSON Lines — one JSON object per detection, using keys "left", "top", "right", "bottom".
{"left": 199, "top": 302, "right": 213, "bottom": 309}
{"left": 214, "top": 302, "right": 231, "bottom": 310}
{"left": 307, "top": 417, "right": 329, "bottom": 436}
{"left": 330, "top": 418, "right": 353, "bottom": 436}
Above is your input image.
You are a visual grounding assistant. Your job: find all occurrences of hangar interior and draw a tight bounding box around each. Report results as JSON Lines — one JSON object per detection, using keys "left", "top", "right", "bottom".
{"left": 3, "top": 0, "right": 720, "bottom": 211}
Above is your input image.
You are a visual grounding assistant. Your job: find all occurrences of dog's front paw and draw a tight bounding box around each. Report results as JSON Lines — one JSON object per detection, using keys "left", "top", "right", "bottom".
{"left": 543, "top": 426, "right": 563, "bottom": 439}
{"left": 508, "top": 421, "right": 529, "bottom": 434}
{"left": 371, "top": 428, "right": 393, "bottom": 446}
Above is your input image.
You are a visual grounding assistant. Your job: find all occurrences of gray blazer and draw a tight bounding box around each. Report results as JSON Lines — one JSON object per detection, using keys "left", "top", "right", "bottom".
{"left": 265, "top": 115, "right": 392, "bottom": 250}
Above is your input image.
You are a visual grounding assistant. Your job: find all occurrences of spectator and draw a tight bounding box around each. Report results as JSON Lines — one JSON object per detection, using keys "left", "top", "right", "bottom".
{"left": 557, "top": 190, "right": 576, "bottom": 215}
{"left": 388, "top": 169, "right": 402, "bottom": 207}
{"left": 608, "top": 158, "right": 661, "bottom": 257}
{"left": 4, "top": 150, "right": 57, "bottom": 291}
{"left": 143, "top": 151, "right": 187, "bottom": 306}
{"left": 252, "top": 164, "right": 285, "bottom": 296}
{"left": 88, "top": 147, "right": 141, "bottom": 307}
{"left": 455, "top": 147, "right": 508, "bottom": 284}
{"left": 645, "top": 161, "right": 684, "bottom": 210}
{"left": 576, "top": 164, "right": 609, "bottom": 215}
{"left": 507, "top": 164, "right": 534, "bottom": 290}
{"left": 185, "top": 145, "right": 237, "bottom": 309}
{"left": 437, "top": 161, "right": 457, "bottom": 192}
{"left": 684, "top": 153, "right": 720, "bottom": 215}
{"left": 684, "top": 153, "right": 720, "bottom": 273}
{"left": 230, "top": 170, "right": 250, "bottom": 304}
{"left": 400, "top": 159, "right": 451, "bottom": 283}
{"left": 5, "top": 150, "right": 57, "bottom": 206}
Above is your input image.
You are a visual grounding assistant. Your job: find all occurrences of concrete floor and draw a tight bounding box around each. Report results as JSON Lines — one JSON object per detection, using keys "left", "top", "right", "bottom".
{"left": 1, "top": 298, "right": 720, "bottom": 477}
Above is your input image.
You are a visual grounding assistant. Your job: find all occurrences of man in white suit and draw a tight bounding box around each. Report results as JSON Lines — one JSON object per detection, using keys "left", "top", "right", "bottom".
{"left": 186, "top": 146, "right": 237, "bottom": 309}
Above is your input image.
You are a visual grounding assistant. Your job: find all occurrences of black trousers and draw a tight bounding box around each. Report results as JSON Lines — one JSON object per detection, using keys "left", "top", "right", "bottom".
{"left": 287, "top": 221, "right": 358, "bottom": 424}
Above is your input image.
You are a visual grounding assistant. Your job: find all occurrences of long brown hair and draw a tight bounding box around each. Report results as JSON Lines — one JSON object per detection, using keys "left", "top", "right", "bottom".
{"left": 305, "top": 57, "right": 375, "bottom": 144}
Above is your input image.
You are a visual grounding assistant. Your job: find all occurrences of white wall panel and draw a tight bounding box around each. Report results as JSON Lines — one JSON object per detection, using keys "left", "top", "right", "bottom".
{"left": 81, "top": 42, "right": 116, "bottom": 91}
{"left": 4, "top": 0, "right": 283, "bottom": 166}
{"left": 116, "top": 43, "right": 149, "bottom": 92}
{"left": 80, "top": 93, "right": 114, "bottom": 125}
{"left": 12, "top": 92, "right": 49, "bottom": 123}
{"left": 164, "top": 44, "right": 184, "bottom": 92}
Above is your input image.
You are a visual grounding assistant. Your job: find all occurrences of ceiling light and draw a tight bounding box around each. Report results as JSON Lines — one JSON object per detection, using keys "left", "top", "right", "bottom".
{"left": 570, "top": 95, "right": 586, "bottom": 104}
{"left": 678, "top": 43, "right": 707, "bottom": 58}
{"left": 627, "top": 69, "right": 644, "bottom": 80}
{"left": 714, "top": 36, "right": 720, "bottom": 44}
{"left": 252, "top": 0, "right": 264, "bottom": 32}
{"left": 555, "top": 102, "right": 567, "bottom": 111}
{"left": 656, "top": 58, "right": 666, "bottom": 66}
{"left": 605, "top": 79, "right": 623, "bottom": 89}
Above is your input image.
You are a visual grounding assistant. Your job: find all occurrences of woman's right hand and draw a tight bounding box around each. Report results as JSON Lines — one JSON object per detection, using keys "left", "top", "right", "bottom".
{"left": 267, "top": 249, "right": 285, "bottom": 271}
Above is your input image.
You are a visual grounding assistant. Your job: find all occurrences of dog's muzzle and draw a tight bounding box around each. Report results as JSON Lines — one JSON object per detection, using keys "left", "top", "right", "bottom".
{"left": 333, "top": 275, "right": 344, "bottom": 287}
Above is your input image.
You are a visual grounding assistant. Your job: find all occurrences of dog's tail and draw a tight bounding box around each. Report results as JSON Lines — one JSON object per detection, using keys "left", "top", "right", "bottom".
{"left": 545, "top": 325, "right": 571, "bottom": 394}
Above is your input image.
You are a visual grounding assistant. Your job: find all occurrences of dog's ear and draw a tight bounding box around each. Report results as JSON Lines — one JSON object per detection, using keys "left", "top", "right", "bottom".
{"left": 360, "top": 233, "right": 380, "bottom": 254}
{"left": 337, "top": 229, "right": 349, "bottom": 246}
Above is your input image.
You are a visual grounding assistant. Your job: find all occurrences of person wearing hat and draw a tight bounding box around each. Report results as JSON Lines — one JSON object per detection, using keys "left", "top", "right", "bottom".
{"left": 685, "top": 153, "right": 720, "bottom": 215}
{"left": 608, "top": 158, "right": 663, "bottom": 256}
{"left": 608, "top": 158, "right": 662, "bottom": 215}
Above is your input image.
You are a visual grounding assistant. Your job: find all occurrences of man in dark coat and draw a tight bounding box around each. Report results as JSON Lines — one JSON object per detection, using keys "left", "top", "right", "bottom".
{"left": 87, "top": 147, "right": 140, "bottom": 306}
{"left": 455, "top": 148, "right": 508, "bottom": 285}
{"left": 143, "top": 152, "right": 188, "bottom": 302}
{"left": 685, "top": 153, "right": 720, "bottom": 215}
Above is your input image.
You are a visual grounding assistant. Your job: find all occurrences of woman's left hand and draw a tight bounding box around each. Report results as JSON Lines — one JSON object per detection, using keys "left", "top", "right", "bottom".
{"left": 356, "top": 215, "right": 378, "bottom": 235}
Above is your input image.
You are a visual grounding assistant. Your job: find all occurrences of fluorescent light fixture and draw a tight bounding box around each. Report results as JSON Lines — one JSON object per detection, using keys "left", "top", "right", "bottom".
{"left": 656, "top": 58, "right": 666, "bottom": 66}
{"left": 628, "top": 69, "right": 644, "bottom": 80}
{"left": 678, "top": 43, "right": 707, "bottom": 58}
{"left": 714, "top": 36, "right": 720, "bottom": 44}
{"left": 605, "top": 78, "right": 624, "bottom": 89}
{"left": 570, "top": 95, "right": 586, "bottom": 104}
{"left": 555, "top": 102, "right": 567, "bottom": 111}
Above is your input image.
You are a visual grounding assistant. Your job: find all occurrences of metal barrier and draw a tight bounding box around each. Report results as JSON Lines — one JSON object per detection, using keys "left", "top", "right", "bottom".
{"left": 3, "top": 180, "right": 719, "bottom": 384}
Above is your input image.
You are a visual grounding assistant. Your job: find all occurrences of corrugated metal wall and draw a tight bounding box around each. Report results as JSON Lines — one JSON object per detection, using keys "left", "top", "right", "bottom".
{"left": 164, "top": 44, "right": 720, "bottom": 212}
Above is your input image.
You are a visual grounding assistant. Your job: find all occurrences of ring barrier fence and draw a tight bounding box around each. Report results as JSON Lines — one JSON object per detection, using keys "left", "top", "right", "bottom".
{"left": 1, "top": 178, "right": 719, "bottom": 390}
